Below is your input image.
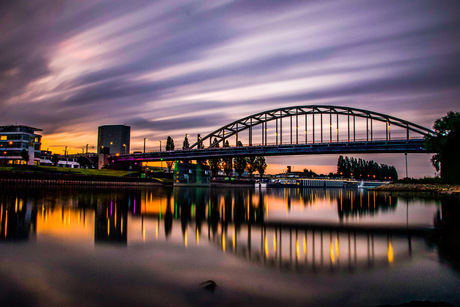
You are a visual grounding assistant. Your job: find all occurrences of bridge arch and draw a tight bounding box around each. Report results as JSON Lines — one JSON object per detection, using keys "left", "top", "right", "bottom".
{"left": 190, "top": 105, "right": 434, "bottom": 148}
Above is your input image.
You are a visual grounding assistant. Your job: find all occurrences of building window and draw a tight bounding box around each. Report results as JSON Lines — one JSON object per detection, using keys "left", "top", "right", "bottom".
{"left": 0, "top": 136, "right": 6, "bottom": 140}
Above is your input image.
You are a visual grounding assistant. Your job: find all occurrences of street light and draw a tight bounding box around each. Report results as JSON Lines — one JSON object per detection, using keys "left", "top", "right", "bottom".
{"left": 144, "top": 138, "right": 147, "bottom": 153}
{"left": 159, "top": 140, "right": 162, "bottom": 152}
{"left": 123, "top": 144, "right": 126, "bottom": 154}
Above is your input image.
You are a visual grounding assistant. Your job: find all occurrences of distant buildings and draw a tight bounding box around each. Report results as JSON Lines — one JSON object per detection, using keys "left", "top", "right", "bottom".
{"left": 0, "top": 125, "right": 42, "bottom": 165}
{"left": 97, "top": 125, "right": 130, "bottom": 155}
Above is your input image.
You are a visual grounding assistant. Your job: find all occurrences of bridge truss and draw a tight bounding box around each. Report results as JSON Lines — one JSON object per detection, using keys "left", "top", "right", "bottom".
{"left": 190, "top": 105, "right": 434, "bottom": 149}
{"left": 116, "top": 105, "right": 435, "bottom": 162}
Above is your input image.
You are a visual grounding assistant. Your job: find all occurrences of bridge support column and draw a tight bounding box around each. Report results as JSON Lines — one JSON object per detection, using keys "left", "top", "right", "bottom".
{"left": 313, "top": 111, "right": 315, "bottom": 144}
{"left": 276, "top": 118, "right": 278, "bottom": 145}
{"left": 296, "top": 109, "right": 299, "bottom": 144}
{"left": 280, "top": 110, "right": 283, "bottom": 145}
{"left": 321, "top": 113, "right": 323, "bottom": 143}
{"left": 337, "top": 113, "right": 339, "bottom": 142}
{"left": 305, "top": 114, "right": 308, "bottom": 144}
{"left": 348, "top": 111, "right": 350, "bottom": 142}
{"left": 236, "top": 123, "right": 238, "bottom": 146}
{"left": 249, "top": 118, "right": 252, "bottom": 146}
{"left": 330, "top": 113, "right": 332, "bottom": 143}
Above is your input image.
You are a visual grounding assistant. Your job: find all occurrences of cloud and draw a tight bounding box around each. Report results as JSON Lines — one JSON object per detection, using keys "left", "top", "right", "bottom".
{"left": 0, "top": 0, "right": 459, "bottom": 175}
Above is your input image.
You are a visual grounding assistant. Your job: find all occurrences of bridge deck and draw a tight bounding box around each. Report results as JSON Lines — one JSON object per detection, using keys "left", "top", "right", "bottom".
{"left": 117, "top": 139, "right": 430, "bottom": 162}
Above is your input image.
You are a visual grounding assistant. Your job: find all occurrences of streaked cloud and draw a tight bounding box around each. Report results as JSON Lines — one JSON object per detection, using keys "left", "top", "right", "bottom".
{"left": 1, "top": 0, "right": 459, "bottom": 176}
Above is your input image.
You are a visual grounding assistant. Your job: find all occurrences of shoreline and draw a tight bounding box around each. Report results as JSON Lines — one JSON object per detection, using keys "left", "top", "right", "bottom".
{"left": 371, "top": 182, "right": 460, "bottom": 195}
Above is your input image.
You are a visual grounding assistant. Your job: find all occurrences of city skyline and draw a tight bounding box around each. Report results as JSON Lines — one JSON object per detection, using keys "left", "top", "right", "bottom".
{"left": 1, "top": 1, "right": 459, "bottom": 176}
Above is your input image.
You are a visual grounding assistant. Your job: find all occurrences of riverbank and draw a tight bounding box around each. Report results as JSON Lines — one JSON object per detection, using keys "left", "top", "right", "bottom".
{"left": 0, "top": 165, "right": 171, "bottom": 186}
{"left": 371, "top": 182, "right": 460, "bottom": 195}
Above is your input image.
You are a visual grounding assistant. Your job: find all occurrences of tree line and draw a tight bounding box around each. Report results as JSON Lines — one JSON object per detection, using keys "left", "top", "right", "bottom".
{"left": 337, "top": 155, "right": 398, "bottom": 180}
{"left": 165, "top": 136, "right": 267, "bottom": 177}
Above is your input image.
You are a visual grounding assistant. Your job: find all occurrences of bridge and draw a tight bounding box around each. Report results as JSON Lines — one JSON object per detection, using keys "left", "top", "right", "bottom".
{"left": 116, "top": 105, "right": 435, "bottom": 162}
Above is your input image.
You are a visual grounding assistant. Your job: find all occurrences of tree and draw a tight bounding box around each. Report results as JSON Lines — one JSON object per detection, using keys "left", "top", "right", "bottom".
{"left": 336, "top": 156, "right": 398, "bottom": 180}
{"left": 182, "top": 135, "right": 190, "bottom": 149}
{"left": 222, "top": 140, "right": 233, "bottom": 176}
{"left": 246, "top": 156, "right": 257, "bottom": 176}
{"left": 208, "top": 137, "right": 222, "bottom": 176}
{"left": 166, "top": 136, "right": 175, "bottom": 151}
{"left": 77, "top": 156, "right": 91, "bottom": 168}
{"left": 166, "top": 161, "right": 174, "bottom": 173}
{"left": 425, "top": 111, "right": 460, "bottom": 183}
{"left": 197, "top": 134, "right": 203, "bottom": 149}
{"left": 255, "top": 156, "right": 267, "bottom": 176}
{"left": 51, "top": 154, "right": 60, "bottom": 166}
{"left": 20, "top": 149, "right": 29, "bottom": 164}
{"left": 233, "top": 141, "right": 247, "bottom": 177}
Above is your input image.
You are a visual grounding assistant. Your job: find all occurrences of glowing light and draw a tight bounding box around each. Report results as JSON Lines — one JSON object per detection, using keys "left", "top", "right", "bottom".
{"left": 330, "top": 242, "right": 335, "bottom": 264}
{"left": 108, "top": 220, "right": 110, "bottom": 236}
{"left": 296, "top": 239, "right": 300, "bottom": 259}
{"left": 185, "top": 229, "right": 188, "bottom": 247}
{"left": 196, "top": 228, "right": 199, "bottom": 244}
{"left": 4, "top": 211, "right": 7, "bottom": 237}
{"left": 233, "top": 230, "right": 236, "bottom": 249}
{"left": 222, "top": 232, "right": 226, "bottom": 252}
{"left": 336, "top": 238, "right": 339, "bottom": 258}
{"left": 274, "top": 236, "right": 277, "bottom": 253}
{"left": 303, "top": 236, "right": 307, "bottom": 256}
{"left": 264, "top": 234, "right": 268, "bottom": 258}
{"left": 388, "top": 242, "right": 394, "bottom": 263}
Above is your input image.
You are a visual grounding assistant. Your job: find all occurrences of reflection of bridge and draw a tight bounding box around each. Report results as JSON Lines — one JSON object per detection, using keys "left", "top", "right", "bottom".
{"left": 116, "top": 105, "right": 434, "bottom": 162}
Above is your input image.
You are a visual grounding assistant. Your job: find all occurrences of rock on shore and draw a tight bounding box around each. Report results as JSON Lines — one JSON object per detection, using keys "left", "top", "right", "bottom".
{"left": 371, "top": 183, "right": 460, "bottom": 195}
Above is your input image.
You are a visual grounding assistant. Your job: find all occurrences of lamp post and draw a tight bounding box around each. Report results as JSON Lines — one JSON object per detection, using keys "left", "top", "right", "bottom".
{"left": 159, "top": 140, "right": 162, "bottom": 152}
{"left": 144, "top": 138, "right": 147, "bottom": 153}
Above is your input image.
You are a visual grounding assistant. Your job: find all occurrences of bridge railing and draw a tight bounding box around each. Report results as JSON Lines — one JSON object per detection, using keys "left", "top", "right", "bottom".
{"left": 128, "top": 136, "right": 425, "bottom": 154}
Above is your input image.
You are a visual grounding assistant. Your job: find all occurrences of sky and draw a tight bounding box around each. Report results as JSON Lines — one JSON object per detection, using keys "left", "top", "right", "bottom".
{"left": 1, "top": 0, "right": 459, "bottom": 177}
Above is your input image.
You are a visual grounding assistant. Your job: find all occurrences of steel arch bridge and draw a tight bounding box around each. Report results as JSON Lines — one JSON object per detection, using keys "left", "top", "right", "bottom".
{"left": 190, "top": 105, "right": 433, "bottom": 148}
{"left": 116, "top": 105, "right": 435, "bottom": 162}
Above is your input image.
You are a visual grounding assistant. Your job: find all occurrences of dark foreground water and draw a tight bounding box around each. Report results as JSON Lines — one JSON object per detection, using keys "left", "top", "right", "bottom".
{"left": 0, "top": 186, "right": 459, "bottom": 306}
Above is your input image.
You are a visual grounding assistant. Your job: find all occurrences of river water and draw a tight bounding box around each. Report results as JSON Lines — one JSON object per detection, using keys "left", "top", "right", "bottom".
{"left": 0, "top": 186, "right": 459, "bottom": 306}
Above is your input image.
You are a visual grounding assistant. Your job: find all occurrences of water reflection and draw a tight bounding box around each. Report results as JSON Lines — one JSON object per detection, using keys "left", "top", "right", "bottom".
{"left": 0, "top": 196, "right": 37, "bottom": 241}
{"left": 1, "top": 187, "right": 456, "bottom": 273}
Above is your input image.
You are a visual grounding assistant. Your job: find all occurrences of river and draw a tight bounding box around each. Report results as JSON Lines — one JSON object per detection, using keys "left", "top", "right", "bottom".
{"left": 0, "top": 186, "right": 459, "bottom": 306}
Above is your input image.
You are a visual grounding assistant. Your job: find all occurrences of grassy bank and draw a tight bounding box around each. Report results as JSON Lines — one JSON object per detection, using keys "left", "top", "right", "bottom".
{"left": 0, "top": 165, "right": 173, "bottom": 185}
{"left": 0, "top": 165, "right": 130, "bottom": 177}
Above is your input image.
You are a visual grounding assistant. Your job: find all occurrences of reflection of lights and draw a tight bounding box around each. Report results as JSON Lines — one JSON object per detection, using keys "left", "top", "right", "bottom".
{"left": 296, "top": 239, "right": 300, "bottom": 259}
{"left": 156, "top": 222, "right": 158, "bottom": 239}
{"left": 274, "top": 236, "right": 277, "bottom": 254}
{"left": 121, "top": 217, "right": 123, "bottom": 234}
{"left": 185, "top": 229, "right": 188, "bottom": 247}
{"left": 264, "top": 234, "right": 268, "bottom": 258}
{"left": 142, "top": 227, "right": 145, "bottom": 241}
{"left": 336, "top": 239, "right": 339, "bottom": 258}
{"left": 304, "top": 236, "right": 307, "bottom": 256}
{"left": 388, "top": 242, "right": 394, "bottom": 263}
{"left": 330, "top": 242, "right": 335, "bottom": 264}
{"left": 4, "top": 211, "right": 7, "bottom": 237}
{"left": 232, "top": 230, "right": 236, "bottom": 249}
{"left": 222, "top": 232, "right": 226, "bottom": 252}
{"left": 196, "top": 228, "right": 199, "bottom": 245}
{"left": 108, "top": 220, "right": 110, "bottom": 236}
